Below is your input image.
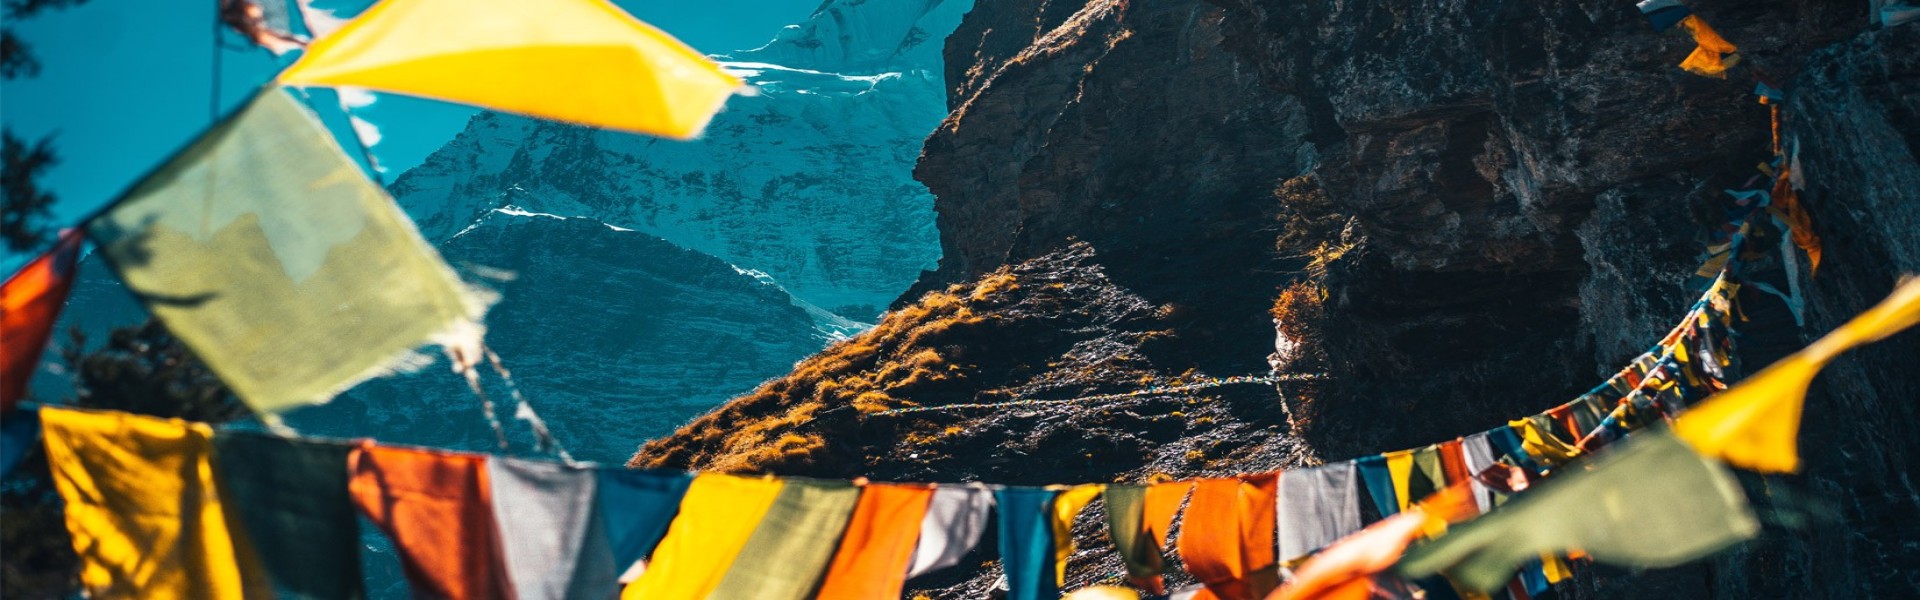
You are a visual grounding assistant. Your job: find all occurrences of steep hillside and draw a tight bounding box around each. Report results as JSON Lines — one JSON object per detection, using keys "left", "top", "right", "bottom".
{"left": 637, "top": 0, "right": 1920, "bottom": 597}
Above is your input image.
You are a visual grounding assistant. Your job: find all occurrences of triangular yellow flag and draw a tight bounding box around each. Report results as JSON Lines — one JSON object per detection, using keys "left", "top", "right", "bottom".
{"left": 1675, "top": 277, "right": 1920, "bottom": 472}
{"left": 1052, "top": 484, "right": 1106, "bottom": 586}
{"left": 278, "top": 0, "right": 741, "bottom": 139}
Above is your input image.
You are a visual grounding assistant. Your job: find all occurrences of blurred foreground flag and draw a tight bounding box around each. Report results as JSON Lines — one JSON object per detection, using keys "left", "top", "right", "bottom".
{"left": 1396, "top": 431, "right": 1758, "bottom": 593}
{"left": 277, "top": 0, "right": 742, "bottom": 139}
{"left": 1, "top": 230, "right": 82, "bottom": 412}
{"left": 87, "top": 88, "right": 479, "bottom": 417}
{"left": 1675, "top": 276, "right": 1920, "bottom": 472}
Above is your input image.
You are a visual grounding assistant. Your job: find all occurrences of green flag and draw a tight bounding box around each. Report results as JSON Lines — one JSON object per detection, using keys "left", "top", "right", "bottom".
{"left": 87, "top": 88, "right": 479, "bottom": 416}
{"left": 1397, "top": 430, "right": 1759, "bottom": 592}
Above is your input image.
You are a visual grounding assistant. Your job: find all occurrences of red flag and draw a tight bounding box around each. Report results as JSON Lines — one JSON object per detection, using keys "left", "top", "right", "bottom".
{"left": 2, "top": 231, "right": 81, "bottom": 412}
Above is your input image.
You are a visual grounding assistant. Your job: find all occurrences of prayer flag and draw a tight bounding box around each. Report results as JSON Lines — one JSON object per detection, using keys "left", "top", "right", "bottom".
{"left": 1051, "top": 484, "right": 1106, "bottom": 586}
{"left": 348, "top": 444, "right": 507, "bottom": 599}
{"left": 1676, "top": 277, "right": 1920, "bottom": 472}
{"left": 1, "top": 230, "right": 81, "bottom": 412}
{"left": 1276, "top": 464, "right": 1364, "bottom": 564}
{"left": 1105, "top": 482, "right": 1190, "bottom": 594}
{"left": 277, "top": 0, "right": 741, "bottom": 139}
{"left": 906, "top": 485, "right": 996, "bottom": 578}
{"left": 1178, "top": 473, "right": 1279, "bottom": 600}
{"left": 40, "top": 408, "right": 264, "bottom": 599}
{"left": 1677, "top": 15, "right": 1740, "bottom": 78}
{"left": 1396, "top": 431, "right": 1759, "bottom": 592}
{"left": 816, "top": 483, "right": 936, "bottom": 600}
{"left": 596, "top": 469, "right": 694, "bottom": 578}
{"left": 86, "top": 88, "right": 478, "bottom": 417}
{"left": 211, "top": 432, "right": 363, "bottom": 600}
{"left": 709, "top": 479, "right": 862, "bottom": 600}
{"left": 623, "top": 474, "right": 784, "bottom": 599}
{"left": 488, "top": 458, "right": 619, "bottom": 600}
{"left": 997, "top": 487, "right": 1063, "bottom": 600}
{"left": 1354, "top": 455, "right": 1399, "bottom": 518}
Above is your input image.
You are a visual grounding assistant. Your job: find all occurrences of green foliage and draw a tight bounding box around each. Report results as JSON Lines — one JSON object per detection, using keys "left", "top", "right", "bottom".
{"left": 2, "top": 130, "right": 60, "bottom": 253}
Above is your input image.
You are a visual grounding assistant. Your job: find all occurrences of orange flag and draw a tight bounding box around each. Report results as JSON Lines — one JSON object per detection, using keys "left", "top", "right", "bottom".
{"left": 1677, "top": 15, "right": 1739, "bottom": 78}
{"left": 814, "top": 483, "right": 936, "bottom": 599}
{"left": 1, "top": 231, "right": 81, "bottom": 412}
{"left": 348, "top": 444, "right": 509, "bottom": 599}
{"left": 1179, "top": 473, "right": 1279, "bottom": 600}
{"left": 1770, "top": 166, "right": 1822, "bottom": 273}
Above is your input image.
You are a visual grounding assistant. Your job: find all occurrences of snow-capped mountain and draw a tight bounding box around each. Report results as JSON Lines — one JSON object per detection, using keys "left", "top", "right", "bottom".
{"left": 389, "top": 0, "right": 968, "bottom": 320}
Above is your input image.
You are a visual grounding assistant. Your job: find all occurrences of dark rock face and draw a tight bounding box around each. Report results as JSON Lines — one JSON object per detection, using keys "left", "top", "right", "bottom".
{"left": 641, "top": 0, "right": 1920, "bottom": 596}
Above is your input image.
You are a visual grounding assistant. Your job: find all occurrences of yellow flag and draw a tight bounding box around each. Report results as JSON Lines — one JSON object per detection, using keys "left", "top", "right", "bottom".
{"left": 39, "top": 408, "right": 267, "bottom": 599}
{"left": 1385, "top": 450, "right": 1414, "bottom": 512}
{"left": 623, "top": 474, "right": 785, "bottom": 599}
{"left": 1052, "top": 484, "right": 1106, "bottom": 586}
{"left": 1676, "top": 277, "right": 1920, "bottom": 472}
{"left": 278, "top": 0, "right": 740, "bottom": 139}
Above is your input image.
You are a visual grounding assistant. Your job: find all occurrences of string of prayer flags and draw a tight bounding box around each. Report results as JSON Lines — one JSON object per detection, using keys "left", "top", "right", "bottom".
{"left": 1635, "top": 0, "right": 1692, "bottom": 31}
{"left": 86, "top": 88, "right": 481, "bottom": 418}
{"left": 597, "top": 469, "right": 694, "bottom": 580}
{"left": 1104, "top": 481, "right": 1192, "bottom": 594}
{"left": 1178, "top": 473, "right": 1281, "bottom": 600}
{"left": 0, "top": 408, "right": 39, "bottom": 476}
{"left": 39, "top": 408, "right": 265, "bottom": 599}
{"left": 623, "top": 474, "right": 784, "bottom": 599}
{"left": 1675, "top": 276, "right": 1920, "bottom": 473}
{"left": 1397, "top": 431, "right": 1759, "bottom": 592}
{"left": 708, "top": 479, "right": 862, "bottom": 600}
{"left": 1, "top": 229, "right": 82, "bottom": 412}
{"left": 816, "top": 483, "right": 936, "bottom": 599}
{"left": 907, "top": 485, "right": 996, "bottom": 578}
{"left": 276, "top": 0, "right": 742, "bottom": 140}
{"left": 488, "top": 458, "right": 619, "bottom": 599}
{"left": 1677, "top": 15, "right": 1740, "bottom": 78}
{"left": 210, "top": 432, "right": 363, "bottom": 600}
{"left": 348, "top": 444, "right": 507, "bottom": 599}
{"left": 1276, "top": 464, "right": 1364, "bottom": 565}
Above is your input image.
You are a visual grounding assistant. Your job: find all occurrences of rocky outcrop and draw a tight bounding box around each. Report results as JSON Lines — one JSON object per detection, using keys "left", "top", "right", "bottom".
{"left": 639, "top": 0, "right": 1920, "bottom": 597}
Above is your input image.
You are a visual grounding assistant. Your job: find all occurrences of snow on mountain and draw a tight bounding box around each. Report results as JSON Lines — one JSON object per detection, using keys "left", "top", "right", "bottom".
{"left": 389, "top": 0, "right": 969, "bottom": 320}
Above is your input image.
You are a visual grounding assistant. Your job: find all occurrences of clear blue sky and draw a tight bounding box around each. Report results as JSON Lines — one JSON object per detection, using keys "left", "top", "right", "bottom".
{"left": 2, "top": 0, "right": 815, "bottom": 237}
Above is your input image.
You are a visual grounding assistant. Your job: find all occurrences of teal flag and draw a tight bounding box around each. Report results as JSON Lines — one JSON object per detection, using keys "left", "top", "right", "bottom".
{"left": 211, "top": 432, "right": 363, "bottom": 600}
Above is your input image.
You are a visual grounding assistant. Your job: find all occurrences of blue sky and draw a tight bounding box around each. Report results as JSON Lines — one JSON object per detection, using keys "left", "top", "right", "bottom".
{"left": 2, "top": 0, "right": 815, "bottom": 235}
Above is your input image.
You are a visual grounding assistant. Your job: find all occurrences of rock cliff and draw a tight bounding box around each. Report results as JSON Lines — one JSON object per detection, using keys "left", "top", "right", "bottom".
{"left": 637, "top": 0, "right": 1920, "bottom": 597}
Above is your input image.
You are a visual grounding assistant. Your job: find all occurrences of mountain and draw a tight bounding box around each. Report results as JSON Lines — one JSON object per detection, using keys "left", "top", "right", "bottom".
{"left": 387, "top": 0, "right": 972, "bottom": 320}
{"left": 636, "top": 0, "right": 1920, "bottom": 597}
{"left": 279, "top": 209, "right": 825, "bottom": 463}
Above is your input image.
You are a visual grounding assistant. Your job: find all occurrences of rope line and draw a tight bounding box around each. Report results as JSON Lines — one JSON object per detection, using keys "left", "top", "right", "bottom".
{"left": 871, "top": 373, "right": 1321, "bottom": 416}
